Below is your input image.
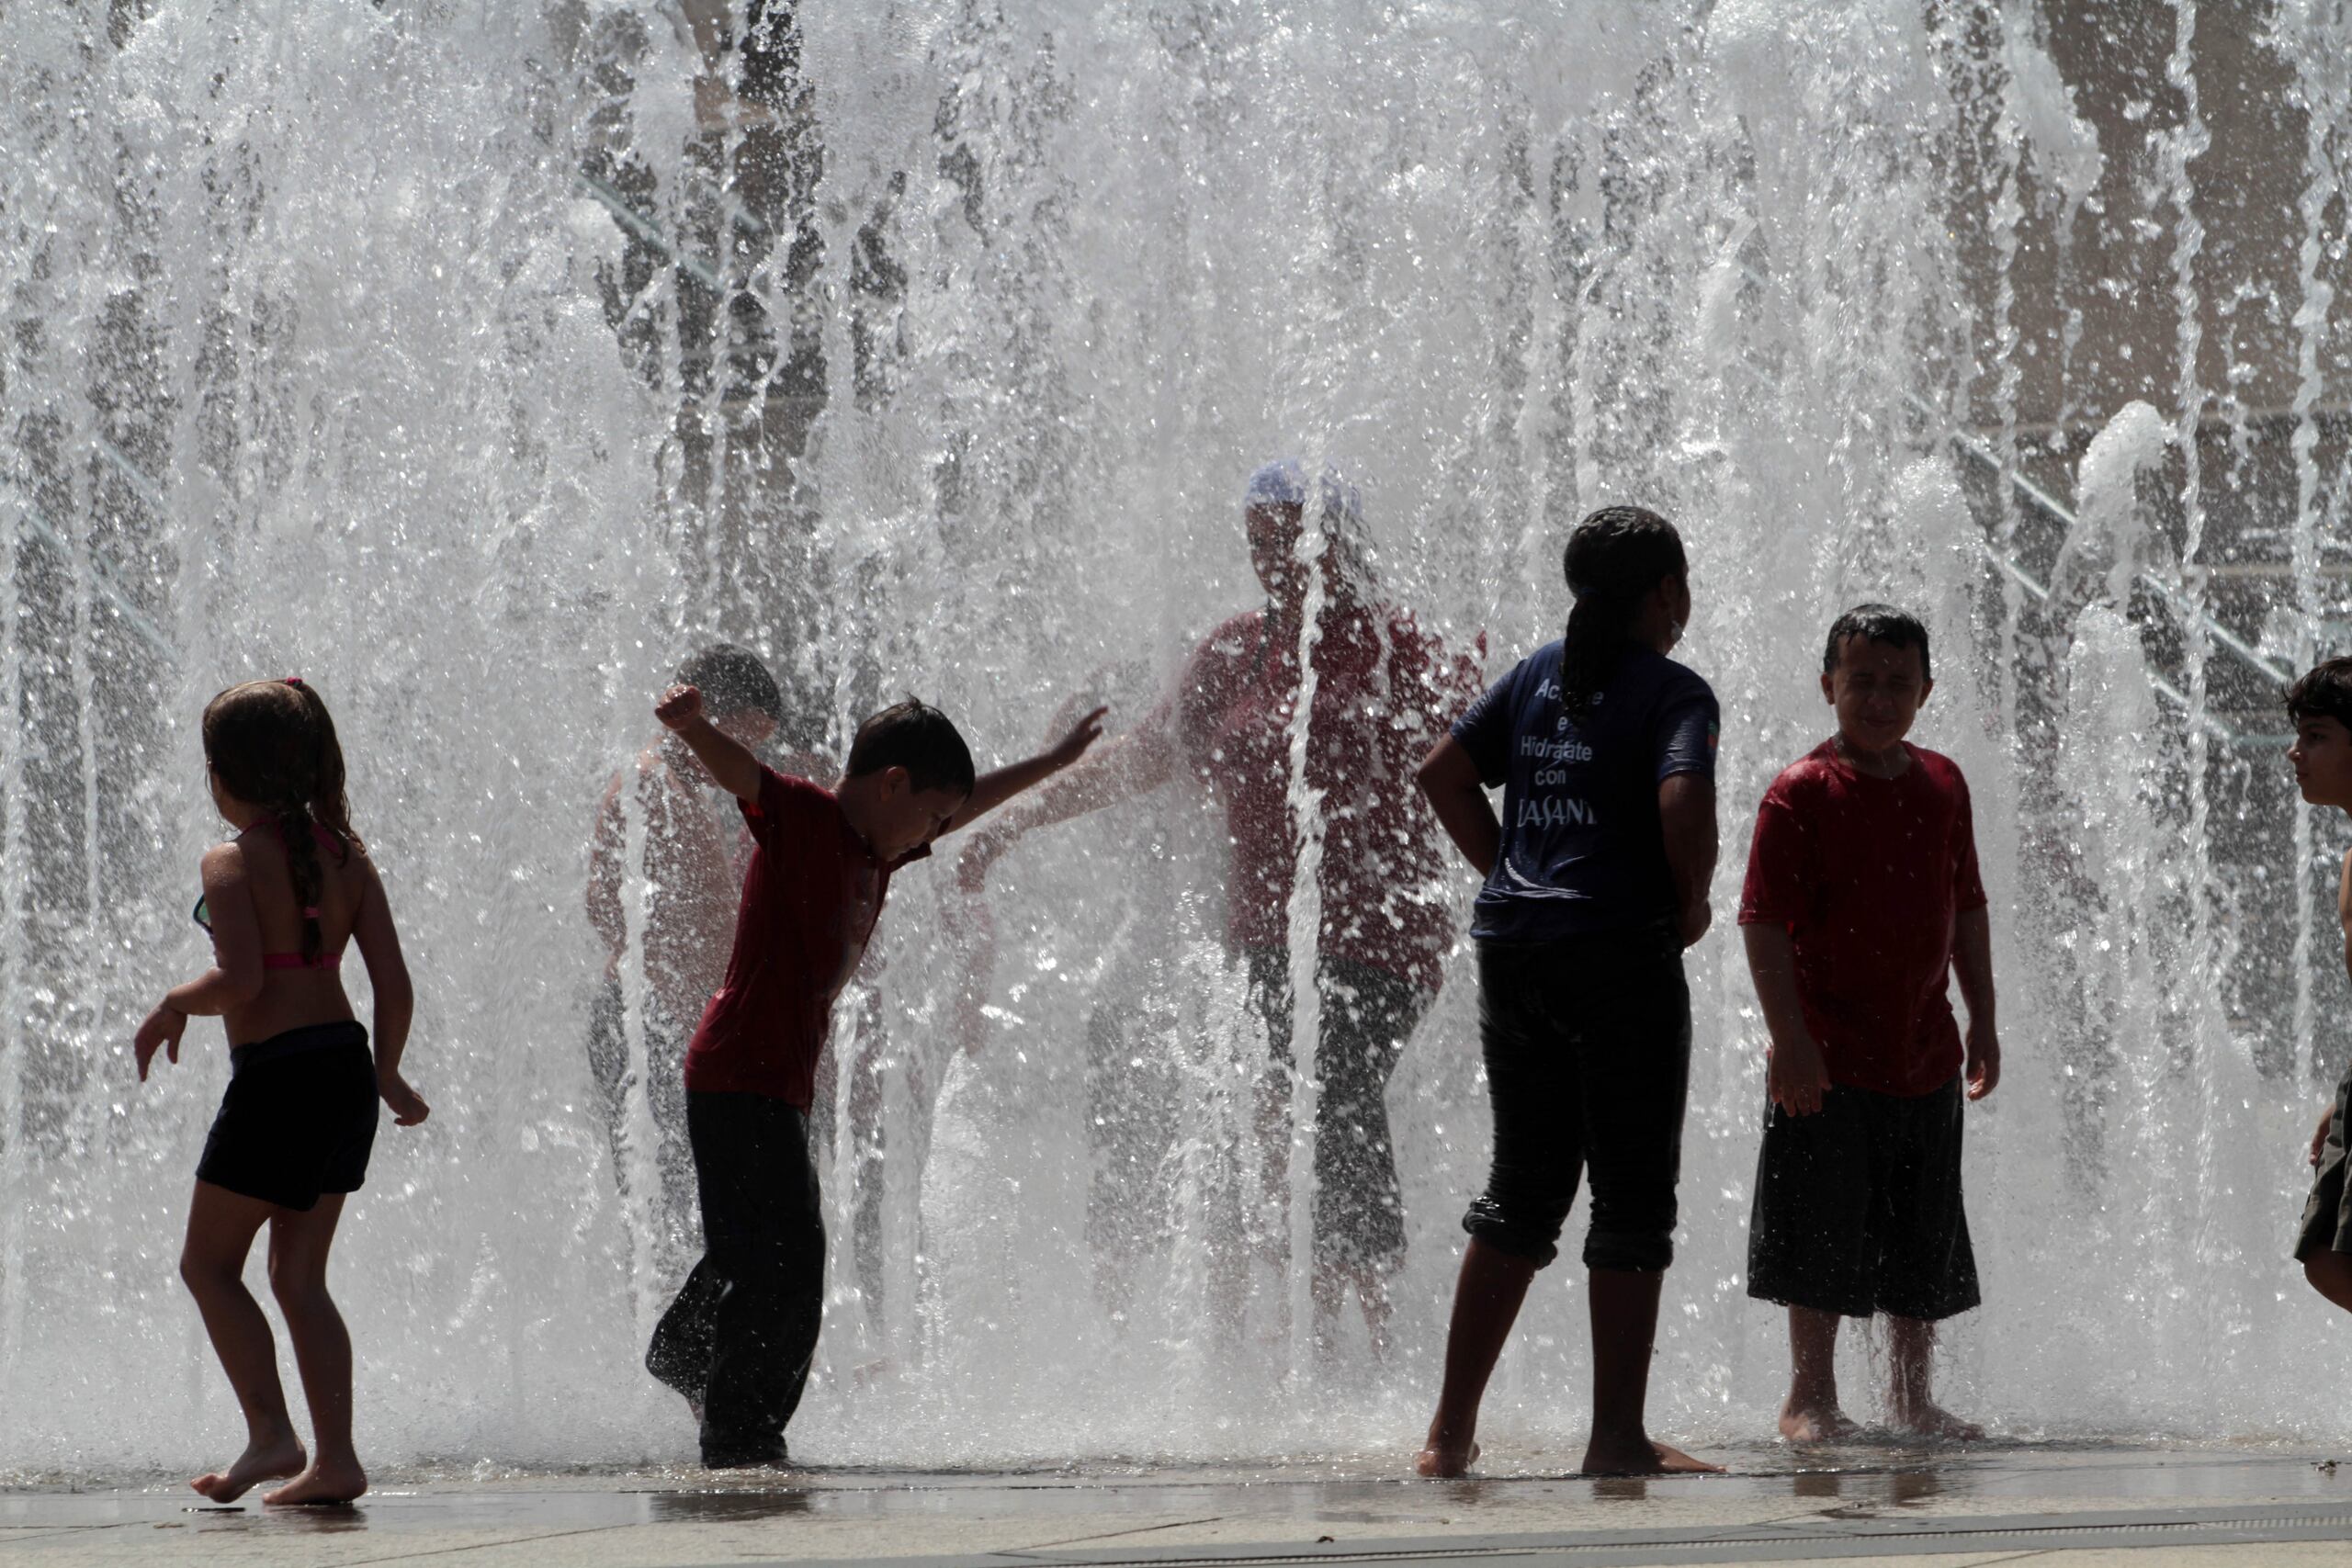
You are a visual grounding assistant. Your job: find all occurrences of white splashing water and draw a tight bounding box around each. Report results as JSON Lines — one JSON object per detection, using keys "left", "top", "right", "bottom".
{"left": 3, "top": 0, "right": 2348, "bottom": 1477}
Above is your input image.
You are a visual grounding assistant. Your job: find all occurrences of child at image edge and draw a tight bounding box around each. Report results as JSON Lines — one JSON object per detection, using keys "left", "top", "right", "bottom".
{"left": 135, "top": 677, "right": 426, "bottom": 1506}
{"left": 1739, "top": 604, "right": 2000, "bottom": 1442}
{"left": 642, "top": 680, "right": 1102, "bottom": 1470}
{"left": 2290, "top": 656, "right": 2352, "bottom": 1308}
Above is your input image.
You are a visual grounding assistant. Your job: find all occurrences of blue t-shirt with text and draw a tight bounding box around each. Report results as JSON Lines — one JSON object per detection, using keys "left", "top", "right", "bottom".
{"left": 1451, "top": 641, "right": 1719, "bottom": 942}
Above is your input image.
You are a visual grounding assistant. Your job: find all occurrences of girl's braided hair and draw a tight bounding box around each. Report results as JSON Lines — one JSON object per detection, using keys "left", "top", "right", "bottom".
{"left": 201, "top": 678, "right": 360, "bottom": 965}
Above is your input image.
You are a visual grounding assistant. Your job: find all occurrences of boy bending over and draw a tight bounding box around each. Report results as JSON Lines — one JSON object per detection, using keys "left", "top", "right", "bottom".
{"left": 1740, "top": 604, "right": 1999, "bottom": 1442}
{"left": 644, "top": 683, "right": 1102, "bottom": 1469}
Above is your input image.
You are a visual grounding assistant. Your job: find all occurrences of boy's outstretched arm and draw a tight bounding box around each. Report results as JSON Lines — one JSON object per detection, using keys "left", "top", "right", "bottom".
{"left": 955, "top": 705, "right": 1182, "bottom": 886}
{"left": 1954, "top": 905, "right": 2000, "bottom": 1100}
{"left": 1416, "top": 736, "right": 1499, "bottom": 876}
{"left": 944, "top": 705, "right": 1109, "bottom": 834}
{"left": 656, "top": 683, "right": 762, "bottom": 802}
{"left": 1746, "top": 922, "right": 1831, "bottom": 1115}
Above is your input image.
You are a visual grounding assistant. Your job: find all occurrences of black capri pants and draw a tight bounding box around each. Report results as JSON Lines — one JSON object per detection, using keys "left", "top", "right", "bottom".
{"left": 645, "top": 1091, "right": 826, "bottom": 1467}
{"left": 1462, "top": 927, "right": 1691, "bottom": 1273}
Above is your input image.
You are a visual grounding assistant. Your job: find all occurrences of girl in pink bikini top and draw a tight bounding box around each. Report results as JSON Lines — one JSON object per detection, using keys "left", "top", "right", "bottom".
{"left": 132, "top": 675, "right": 427, "bottom": 1508}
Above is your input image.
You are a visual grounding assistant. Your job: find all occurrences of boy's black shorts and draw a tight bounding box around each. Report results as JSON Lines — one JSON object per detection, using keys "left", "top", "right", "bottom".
{"left": 2295, "top": 1060, "right": 2352, "bottom": 1260}
{"left": 1747, "top": 1075, "right": 1980, "bottom": 1322}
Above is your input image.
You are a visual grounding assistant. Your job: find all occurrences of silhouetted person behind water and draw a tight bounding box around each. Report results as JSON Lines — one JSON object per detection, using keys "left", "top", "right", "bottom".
{"left": 960, "top": 460, "right": 1480, "bottom": 1357}
{"left": 575, "top": 0, "right": 904, "bottom": 656}
{"left": 587, "top": 645, "right": 822, "bottom": 1286}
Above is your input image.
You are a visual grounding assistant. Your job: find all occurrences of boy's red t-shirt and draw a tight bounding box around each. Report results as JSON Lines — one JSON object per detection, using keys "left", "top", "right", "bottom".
{"left": 682, "top": 766, "right": 927, "bottom": 1108}
{"left": 1736, "top": 739, "right": 1988, "bottom": 1097}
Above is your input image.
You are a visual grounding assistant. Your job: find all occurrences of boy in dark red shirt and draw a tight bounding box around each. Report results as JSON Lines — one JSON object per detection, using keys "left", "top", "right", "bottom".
{"left": 1740, "top": 604, "right": 2000, "bottom": 1443}
{"left": 642, "top": 682, "right": 1102, "bottom": 1469}
{"left": 2289, "top": 659, "right": 2352, "bottom": 1303}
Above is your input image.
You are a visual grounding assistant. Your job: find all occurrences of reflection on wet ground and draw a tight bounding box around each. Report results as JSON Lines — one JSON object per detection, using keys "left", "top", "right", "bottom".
{"left": 648, "top": 1488, "right": 817, "bottom": 1525}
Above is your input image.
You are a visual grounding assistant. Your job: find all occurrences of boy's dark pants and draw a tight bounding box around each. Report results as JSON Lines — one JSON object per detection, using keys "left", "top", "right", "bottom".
{"left": 1747, "top": 1077, "right": 1980, "bottom": 1321}
{"left": 1245, "top": 946, "right": 1434, "bottom": 1277}
{"left": 646, "top": 1090, "right": 825, "bottom": 1466}
{"left": 1462, "top": 928, "right": 1691, "bottom": 1271}
{"left": 2295, "top": 1058, "right": 2352, "bottom": 1260}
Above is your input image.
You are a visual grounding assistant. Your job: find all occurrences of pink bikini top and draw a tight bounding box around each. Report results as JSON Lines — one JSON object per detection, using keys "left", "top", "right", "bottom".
{"left": 190, "top": 819, "right": 349, "bottom": 970}
{"left": 262, "top": 927, "right": 343, "bottom": 971}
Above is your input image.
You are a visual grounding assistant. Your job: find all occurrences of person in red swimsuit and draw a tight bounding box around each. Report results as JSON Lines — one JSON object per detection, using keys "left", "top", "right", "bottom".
{"left": 960, "top": 460, "right": 1479, "bottom": 1356}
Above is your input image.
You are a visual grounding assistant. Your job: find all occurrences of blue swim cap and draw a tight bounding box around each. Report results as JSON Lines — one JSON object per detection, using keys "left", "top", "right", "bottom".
{"left": 1244, "top": 459, "right": 1362, "bottom": 531}
{"left": 1244, "top": 458, "right": 1309, "bottom": 510}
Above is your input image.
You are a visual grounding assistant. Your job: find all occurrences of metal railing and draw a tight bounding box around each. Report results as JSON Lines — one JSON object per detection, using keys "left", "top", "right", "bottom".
{"left": 4, "top": 468, "right": 178, "bottom": 665}
{"left": 1906, "top": 388, "right": 2299, "bottom": 749}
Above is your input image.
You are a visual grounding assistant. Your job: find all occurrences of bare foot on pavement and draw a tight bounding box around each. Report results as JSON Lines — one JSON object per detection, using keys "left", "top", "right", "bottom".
{"left": 190, "top": 1435, "right": 307, "bottom": 1504}
{"left": 263, "top": 1456, "right": 368, "bottom": 1506}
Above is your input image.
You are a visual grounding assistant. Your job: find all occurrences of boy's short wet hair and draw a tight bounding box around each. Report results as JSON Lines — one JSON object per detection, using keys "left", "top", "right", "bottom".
{"left": 676, "top": 643, "right": 786, "bottom": 727}
{"left": 1823, "top": 604, "right": 1931, "bottom": 681}
{"left": 2287, "top": 656, "right": 2352, "bottom": 732}
{"left": 847, "top": 698, "right": 977, "bottom": 796}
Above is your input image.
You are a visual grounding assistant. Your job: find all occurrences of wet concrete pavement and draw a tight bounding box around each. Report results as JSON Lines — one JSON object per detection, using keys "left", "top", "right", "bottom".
{"left": 5, "top": 1443, "right": 2352, "bottom": 1564}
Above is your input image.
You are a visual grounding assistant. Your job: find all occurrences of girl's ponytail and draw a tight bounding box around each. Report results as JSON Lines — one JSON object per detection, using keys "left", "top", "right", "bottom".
{"left": 277, "top": 797, "right": 328, "bottom": 964}
{"left": 283, "top": 676, "right": 361, "bottom": 856}
{"left": 1558, "top": 505, "right": 1687, "bottom": 720}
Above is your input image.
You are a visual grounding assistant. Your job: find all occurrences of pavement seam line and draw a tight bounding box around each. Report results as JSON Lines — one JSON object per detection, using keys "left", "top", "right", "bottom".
{"left": 1014, "top": 1516, "right": 1232, "bottom": 1551}
{"left": 0, "top": 1519, "right": 155, "bottom": 1548}
{"left": 311, "top": 1521, "right": 639, "bottom": 1566}
{"left": 900, "top": 1510, "right": 2352, "bottom": 1567}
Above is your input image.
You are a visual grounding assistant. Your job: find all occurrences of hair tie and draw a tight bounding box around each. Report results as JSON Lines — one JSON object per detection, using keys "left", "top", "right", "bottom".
{"left": 283, "top": 676, "right": 305, "bottom": 689}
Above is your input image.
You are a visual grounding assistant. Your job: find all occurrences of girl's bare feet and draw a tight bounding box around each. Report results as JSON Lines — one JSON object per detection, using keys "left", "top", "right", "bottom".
{"left": 1578, "top": 1435, "right": 1723, "bottom": 1476}
{"left": 262, "top": 1456, "right": 368, "bottom": 1506}
{"left": 1779, "top": 1398, "right": 1862, "bottom": 1443}
{"left": 190, "top": 1435, "right": 307, "bottom": 1503}
{"left": 1891, "top": 1402, "right": 1983, "bottom": 1442}
{"left": 1413, "top": 1440, "right": 1479, "bottom": 1478}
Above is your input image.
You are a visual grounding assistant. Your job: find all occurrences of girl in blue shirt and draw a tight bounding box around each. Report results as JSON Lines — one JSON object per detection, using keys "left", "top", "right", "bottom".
{"left": 1411, "top": 506, "right": 1720, "bottom": 1478}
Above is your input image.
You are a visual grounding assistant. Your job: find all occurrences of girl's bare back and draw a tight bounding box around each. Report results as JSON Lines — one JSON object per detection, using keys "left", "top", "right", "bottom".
{"left": 215, "top": 821, "right": 378, "bottom": 1048}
